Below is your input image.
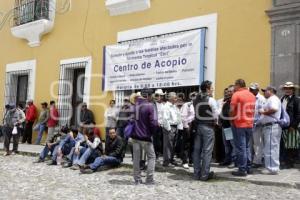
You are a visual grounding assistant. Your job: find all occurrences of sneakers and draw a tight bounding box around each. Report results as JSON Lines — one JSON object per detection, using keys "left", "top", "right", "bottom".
{"left": 62, "top": 162, "right": 72, "bottom": 168}
{"left": 47, "top": 160, "right": 57, "bottom": 166}
{"left": 3, "top": 152, "right": 10, "bottom": 156}
{"left": 80, "top": 168, "right": 94, "bottom": 174}
{"left": 232, "top": 170, "right": 247, "bottom": 177}
{"left": 70, "top": 165, "right": 80, "bottom": 170}
{"left": 11, "top": 151, "right": 18, "bottom": 155}
{"left": 261, "top": 169, "right": 279, "bottom": 175}
{"left": 182, "top": 163, "right": 189, "bottom": 169}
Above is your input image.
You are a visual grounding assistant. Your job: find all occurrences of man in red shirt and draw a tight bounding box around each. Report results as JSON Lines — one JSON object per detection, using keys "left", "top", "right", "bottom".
{"left": 22, "top": 99, "right": 37, "bottom": 144}
{"left": 230, "top": 79, "right": 256, "bottom": 176}
{"left": 46, "top": 101, "right": 59, "bottom": 143}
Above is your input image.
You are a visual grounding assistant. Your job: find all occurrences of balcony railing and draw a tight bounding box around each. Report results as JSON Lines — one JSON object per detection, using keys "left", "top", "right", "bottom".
{"left": 13, "top": 0, "right": 50, "bottom": 26}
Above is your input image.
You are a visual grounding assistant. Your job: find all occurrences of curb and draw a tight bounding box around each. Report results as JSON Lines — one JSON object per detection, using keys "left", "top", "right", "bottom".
{"left": 1, "top": 149, "right": 299, "bottom": 189}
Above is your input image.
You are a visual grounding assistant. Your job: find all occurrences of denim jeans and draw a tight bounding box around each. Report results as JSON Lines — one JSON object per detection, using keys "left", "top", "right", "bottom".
{"left": 90, "top": 156, "right": 121, "bottom": 170}
{"left": 35, "top": 124, "right": 46, "bottom": 145}
{"left": 232, "top": 127, "right": 252, "bottom": 172}
{"left": 72, "top": 147, "right": 87, "bottom": 165}
{"left": 263, "top": 124, "right": 281, "bottom": 172}
{"left": 222, "top": 128, "right": 236, "bottom": 164}
{"left": 51, "top": 142, "right": 73, "bottom": 162}
{"left": 40, "top": 144, "right": 57, "bottom": 160}
{"left": 193, "top": 124, "right": 215, "bottom": 179}
{"left": 77, "top": 147, "right": 101, "bottom": 166}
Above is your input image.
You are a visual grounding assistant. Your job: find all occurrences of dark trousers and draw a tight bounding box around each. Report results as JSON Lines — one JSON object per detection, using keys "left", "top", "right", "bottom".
{"left": 22, "top": 121, "right": 34, "bottom": 144}
{"left": 232, "top": 127, "right": 252, "bottom": 172}
{"left": 180, "top": 128, "right": 191, "bottom": 164}
{"left": 153, "top": 126, "right": 163, "bottom": 157}
{"left": 4, "top": 126, "right": 20, "bottom": 152}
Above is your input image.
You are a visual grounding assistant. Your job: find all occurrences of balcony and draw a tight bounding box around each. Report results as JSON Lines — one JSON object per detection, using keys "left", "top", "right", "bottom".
{"left": 11, "top": 0, "right": 56, "bottom": 47}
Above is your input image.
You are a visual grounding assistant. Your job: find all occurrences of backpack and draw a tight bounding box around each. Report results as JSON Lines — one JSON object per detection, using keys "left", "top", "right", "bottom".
{"left": 278, "top": 105, "right": 290, "bottom": 129}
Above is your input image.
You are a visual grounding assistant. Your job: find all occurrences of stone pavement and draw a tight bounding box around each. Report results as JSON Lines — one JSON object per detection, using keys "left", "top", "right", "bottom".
{"left": 1, "top": 143, "right": 300, "bottom": 189}
{"left": 1, "top": 155, "right": 300, "bottom": 200}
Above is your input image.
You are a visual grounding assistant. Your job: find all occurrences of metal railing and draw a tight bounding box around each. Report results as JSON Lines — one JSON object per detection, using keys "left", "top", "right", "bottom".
{"left": 13, "top": 0, "right": 50, "bottom": 26}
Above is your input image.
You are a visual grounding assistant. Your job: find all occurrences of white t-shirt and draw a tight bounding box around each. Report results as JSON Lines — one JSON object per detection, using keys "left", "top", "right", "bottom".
{"left": 260, "top": 95, "right": 281, "bottom": 124}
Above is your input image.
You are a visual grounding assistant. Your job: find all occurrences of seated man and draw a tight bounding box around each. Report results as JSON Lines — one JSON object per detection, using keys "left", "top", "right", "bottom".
{"left": 80, "top": 128, "right": 123, "bottom": 174}
{"left": 48, "top": 126, "right": 84, "bottom": 165}
{"left": 71, "top": 125, "right": 103, "bottom": 170}
{"left": 34, "top": 126, "right": 69, "bottom": 163}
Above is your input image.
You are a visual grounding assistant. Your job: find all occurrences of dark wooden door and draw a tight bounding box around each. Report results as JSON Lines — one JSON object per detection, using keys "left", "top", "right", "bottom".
{"left": 70, "top": 68, "right": 85, "bottom": 126}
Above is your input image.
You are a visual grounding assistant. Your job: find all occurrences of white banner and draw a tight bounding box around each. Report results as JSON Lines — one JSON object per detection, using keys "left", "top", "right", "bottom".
{"left": 103, "top": 29, "right": 205, "bottom": 91}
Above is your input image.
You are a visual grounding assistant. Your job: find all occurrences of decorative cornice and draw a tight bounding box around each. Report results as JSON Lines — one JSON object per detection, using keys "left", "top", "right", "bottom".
{"left": 266, "top": 3, "right": 300, "bottom": 23}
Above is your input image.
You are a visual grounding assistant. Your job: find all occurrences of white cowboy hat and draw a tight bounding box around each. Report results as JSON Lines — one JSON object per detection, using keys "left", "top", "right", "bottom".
{"left": 281, "top": 81, "right": 299, "bottom": 89}
{"left": 154, "top": 89, "right": 165, "bottom": 95}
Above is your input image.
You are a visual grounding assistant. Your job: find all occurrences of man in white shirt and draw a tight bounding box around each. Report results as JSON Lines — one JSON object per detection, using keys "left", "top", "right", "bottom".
{"left": 162, "top": 92, "right": 182, "bottom": 167}
{"left": 259, "top": 86, "right": 282, "bottom": 174}
{"left": 249, "top": 83, "right": 266, "bottom": 168}
{"left": 193, "top": 80, "right": 219, "bottom": 181}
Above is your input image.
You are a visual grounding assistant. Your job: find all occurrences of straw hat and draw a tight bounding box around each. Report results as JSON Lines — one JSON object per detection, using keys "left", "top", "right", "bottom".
{"left": 281, "top": 81, "right": 299, "bottom": 89}
{"left": 129, "top": 93, "right": 141, "bottom": 105}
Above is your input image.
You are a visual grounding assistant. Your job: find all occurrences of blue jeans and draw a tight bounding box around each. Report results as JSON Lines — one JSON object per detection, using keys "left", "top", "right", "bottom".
{"left": 51, "top": 142, "right": 73, "bottom": 162}
{"left": 39, "top": 144, "right": 57, "bottom": 160}
{"left": 193, "top": 124, "right": 215, "bottom": 179}
{"left": 77, "top": 147, "right": 101, "bottom": 166}
{"left": 35, "top": 124, "right": 46, "bottom": 145}
{"left": 72, "top": 147, "right": 87, "bottom": 165}
{"left": 90, "top": 156, "right": 121, "bottom": 171}
{"left": 232, "top": 127, "right": 252, "bottom": 172}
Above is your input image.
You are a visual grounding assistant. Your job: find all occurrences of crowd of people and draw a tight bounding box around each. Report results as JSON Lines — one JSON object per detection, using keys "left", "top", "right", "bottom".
{"left": 1, "top": 79, "right": 300, "bottom": 185}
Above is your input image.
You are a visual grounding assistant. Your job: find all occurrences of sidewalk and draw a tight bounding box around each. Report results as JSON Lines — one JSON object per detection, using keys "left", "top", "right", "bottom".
{"left": 1, "top": 143, "right": 300, "bottom": 189}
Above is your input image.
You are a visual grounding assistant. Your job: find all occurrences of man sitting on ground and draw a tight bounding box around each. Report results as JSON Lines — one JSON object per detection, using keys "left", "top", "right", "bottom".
{"left": 48, "top": 126, "right": 84, "bottom": 165}
{"left": 71, "top": 125, "right": 103, "bottom": 170}
{"left": 34, "top": 126, "right": 69, "bottom": 163}
{"left": 80, "top": 128, "right": 123, "bottom": 174}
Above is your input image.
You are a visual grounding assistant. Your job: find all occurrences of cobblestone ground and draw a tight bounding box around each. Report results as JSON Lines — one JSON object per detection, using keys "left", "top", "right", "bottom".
{"left": 0, "top": 155, "right": 300, "bottom": 200}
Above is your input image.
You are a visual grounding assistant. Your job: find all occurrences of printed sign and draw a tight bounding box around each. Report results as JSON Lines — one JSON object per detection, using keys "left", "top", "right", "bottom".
{"left": 103, "top": 29, "right": 206, "bottom": 91}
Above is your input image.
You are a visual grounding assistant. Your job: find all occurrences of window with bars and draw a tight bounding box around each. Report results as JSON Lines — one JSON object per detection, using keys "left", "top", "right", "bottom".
{"left": 57, "top": 61, "right": 88, "bottom": 127}
{"left": 13, "top": 0, "right": 50, "bottom": 26}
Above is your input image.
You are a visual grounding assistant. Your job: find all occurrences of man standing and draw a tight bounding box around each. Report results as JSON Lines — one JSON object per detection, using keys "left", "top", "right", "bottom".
{"left": 46, "top": 101, "right": 59, "bottom": 143}
{"left": 34, "top": 102, "right": 50, "bottom": 145}
{"left": 161, "top": 92, "right": 182, "bottom": 167}
{"left": 219, "top": 85, "right": 236, "bottom": 166}
{"left": 230, "top": 79, "right": 256, "bottom": 176}
{"left": 22, "top": 99, "right": 37, "bottom": 144}
{"left": 280, "top": 82, "right": 300, "bottom": 168}
{"left": 259, "top": 86, "right": 282, "bottom": 174}
{"left": 249, "top": 83, "right": 266, "bottom": 168}
{"left": 131, "top": 88, "right": 158, "bottom": 185}
{"left": 3, "top": 104, "right": 25, "bottom": 155}
{"left": 193, "top": 80, "right": 219, "bottom": 181}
